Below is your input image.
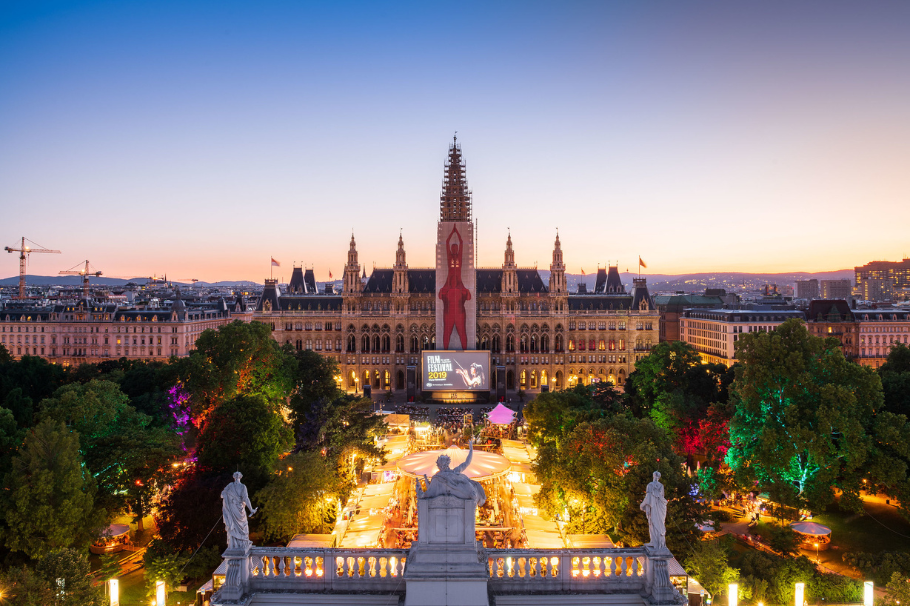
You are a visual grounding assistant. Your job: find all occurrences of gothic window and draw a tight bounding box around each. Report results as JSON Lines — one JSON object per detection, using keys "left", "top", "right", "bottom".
{"left": 411, "top": 335, "right": 419, "bottom": 352}
{"left": 396, "top": 334, "right": 404, "bottom": 353}
{"left": 540, "top": 334, "right": 549, "bottom": 353}
{"left": 520, "top": 335, "right": 528, "bottom": 353}
{"left": 382, "top": 335, "right": 391, "bottom": 353}
{"left": 492, "top": 334, "right": 501, "bottom": 353}
{"left": 506, "top": 334, "right": 515, "bottom": 353}
{"left": 347, "top": 335, "right": 356, "bottom": 352}
{"left": 373, "top": 335, "right": 381, "bottom": 352}
{"left": 362, "top": 334, "right": 370, "bottom": 352}
{"left": 555, "top": 334, "right": 564, "bottom": 352}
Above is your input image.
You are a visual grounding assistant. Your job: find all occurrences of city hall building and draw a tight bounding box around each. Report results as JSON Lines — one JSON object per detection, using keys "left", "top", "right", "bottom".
{"left": 254, "top": 138, "right": 659, "bottom": 397}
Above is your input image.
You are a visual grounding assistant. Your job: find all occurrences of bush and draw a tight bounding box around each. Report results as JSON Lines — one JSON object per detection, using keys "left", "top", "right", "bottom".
{"left": 735, "top": 549, "right": 861, "bottom": 605}
{"left": 842, "top": 551, "right": 910, "bottom": 586}
{"left": 768, "top": 524, "right": 801, "bottom": 555}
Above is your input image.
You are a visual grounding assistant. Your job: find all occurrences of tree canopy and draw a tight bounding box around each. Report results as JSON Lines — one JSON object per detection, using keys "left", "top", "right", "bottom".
{"left": 726, "top": 319, "right": 885, "bottom": 512}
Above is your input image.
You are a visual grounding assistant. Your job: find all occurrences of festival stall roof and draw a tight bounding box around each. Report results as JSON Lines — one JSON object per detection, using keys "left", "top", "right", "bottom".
{"left": 515, "top": 494, "right": 538, "bottom": 510}
{"left": 363, "top": 483, "right": 395, "bottom": 497}
{"left": 339, "top": 528, "right": 382, "bottom": 548}
{"left": 567, "top": 534, "right": 616, "bottom": 548}
{"left": 347, "top": 513, "right": 385, "bottom": 532}
{"left": 512, "top": 482, "right": 541, "bottom": 496}
{"left": 790, "top": 522, "right": 832, "bottom": 536}
{"left": 396, "top": 448, "right": 511, "bottom": 480}
{"left": 509, "top": 462, "right": 536, "bottom": 475}
{"left": 502, "top": 447, "right": 531, "bottom": 464}
{"left": 525, "top": 530, "right": 565, "bottom": 549}
{"left": 287, "top": 534, "right": 334, "bottom": 548}
{"left": 375, "top": 460, "right": 401, "bottom": 471}
{"left": 500, "top": 439, "right": 526, "bottom": 449}
{"left": 383, "top": 414, "right": 410, "bottom": 429}
{"left": 359, "top": 494, "right": 393, "bottom": 510}
{"left": 487, "top": 403, "right": 516, "bottom": 425}
{"left": 522, "top": 515, "right": 560, "bottom": 533}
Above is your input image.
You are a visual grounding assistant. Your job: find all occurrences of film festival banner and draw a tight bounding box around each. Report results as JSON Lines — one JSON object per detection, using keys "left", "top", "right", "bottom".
{"left": 435, "top": 221, "right": 476, "bottom": 351}
{"left": 422, "top": 351, "right": 491, "bottom": 391}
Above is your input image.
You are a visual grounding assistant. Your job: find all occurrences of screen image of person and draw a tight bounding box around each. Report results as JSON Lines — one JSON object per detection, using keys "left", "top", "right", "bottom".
{"left": 455, "top": 362, "right": 485, "bottom": 389}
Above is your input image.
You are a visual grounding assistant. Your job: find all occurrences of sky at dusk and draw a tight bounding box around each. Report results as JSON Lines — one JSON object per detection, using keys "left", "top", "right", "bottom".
{"left": 1, "top": 1, "right": 908, "bottom": 283}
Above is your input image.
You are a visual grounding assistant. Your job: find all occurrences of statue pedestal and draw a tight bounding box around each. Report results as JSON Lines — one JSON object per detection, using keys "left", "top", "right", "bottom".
{"left": 213, "top": 544, "right": 252, "bottom": 604}
{"left": 645, "top": 546, "right": 684, "bottom": 605}
{"left": 405, "top": 495, "right": 489, "bottom": 606}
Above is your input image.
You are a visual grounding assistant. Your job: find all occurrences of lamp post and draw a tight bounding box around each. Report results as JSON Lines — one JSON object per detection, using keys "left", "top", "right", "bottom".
{"left": 354, "top": 376, "right": 359, "bottom": 393}
{"left": 795, "top": 582, "right": 805, "bottom": 606}
{"left": 109, "top": 578, "right": 119, "bottom": 606}
{"left": 728, "top": 583, "right": 738, "bottom": 606}
{"left": 815, "top": 542, "right": 819, "bottom": 565}
{"left": 864, "top": 582, "right": 874, "bottom": 606}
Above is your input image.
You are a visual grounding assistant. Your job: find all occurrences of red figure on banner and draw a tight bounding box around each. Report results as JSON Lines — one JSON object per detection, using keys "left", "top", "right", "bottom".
{"left": 439, "top": 226, "right": 471, "bottom": 349}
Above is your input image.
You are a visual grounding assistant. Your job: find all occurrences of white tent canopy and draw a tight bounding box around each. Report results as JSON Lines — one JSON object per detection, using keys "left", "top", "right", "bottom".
{"left": 396, "top": 448, "right": 510, "bottom": 480}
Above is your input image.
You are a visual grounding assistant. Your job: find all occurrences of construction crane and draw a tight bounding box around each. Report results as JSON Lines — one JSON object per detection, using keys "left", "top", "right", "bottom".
{"left": 59, "top": 260, "right": 102, "bottom": 299}
{"left": 4, "top": 237, "right": 61, "bottom": 299}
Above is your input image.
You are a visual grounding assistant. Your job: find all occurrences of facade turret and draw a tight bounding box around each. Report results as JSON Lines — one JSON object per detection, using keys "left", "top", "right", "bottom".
{"left": 343, "top": 234, "right": 363, "bottom": 296}
{"left": 501, "top": 233, "right": 518, "bottom": 296}
{"left": 393, "top": 233, "right": 409, "bottom": 294}
{"left": 548, "top": 232, "right": 566, "bottom": 295}
{"left": 439, "top": 135, "right": 472, "bottom": 222}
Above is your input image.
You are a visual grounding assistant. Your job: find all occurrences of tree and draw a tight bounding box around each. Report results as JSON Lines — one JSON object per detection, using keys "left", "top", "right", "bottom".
{"left": 0, "top": 565, "right": 55, "bottom": 605}
{"left": 287, "top": 349, "right": 342, "bottom": 428}
{"left": 177, "top": 320, "right": 295, "bottom": 423}
{"left": 144, "top": 551, "right": 187, "bottom": 602}
{"left": 0, "top": 355, "right": 68, "bottom": 408}
{"left": 885, "top": 572, "right": 910, "bottom": 606}
{"left": 38, "top": 380, "right": 182, "bottom": 519}
{"left": 880, "top": 344, "right": 910, "bottom": 416}
{"left": 0, "top": 405, "right": 25, "bottom": 470}
{"left": 726, "top": 319, "right": 884, "bottom": 512}
{"left": 525, "top": 389, "right": 703, "bottom": 555}
{"left": 0, "top": 342, "right": 12, "bottom": 364}
{"left": 684, "top": 539, "right": 739, "bottom": 600}
{"left": 35, "top": 548, "right": 105, "bottom": 605}
{"left": 195, "top": 393, "right": 292, "bottom": 485}
{"left": 2, "top": 420, "right": 103, "bottom": 559}
{"left": 155, "top": 469, "right": 230, "bottom": 552}
{"left": 3, "top": 387, "right": 34, "bottom": 428}
{"left": 258, "top": 451, "right": 341, "bottom": 541}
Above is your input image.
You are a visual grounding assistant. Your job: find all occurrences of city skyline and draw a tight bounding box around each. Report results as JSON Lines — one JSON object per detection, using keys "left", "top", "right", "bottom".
{"left": 2, "top": 1, "right": 909, "bottom": 282}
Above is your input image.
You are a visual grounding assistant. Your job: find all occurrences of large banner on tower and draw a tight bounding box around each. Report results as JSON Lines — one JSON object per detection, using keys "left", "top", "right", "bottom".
{"left": 436, "top": 221, "right": 476, "bottom": 350}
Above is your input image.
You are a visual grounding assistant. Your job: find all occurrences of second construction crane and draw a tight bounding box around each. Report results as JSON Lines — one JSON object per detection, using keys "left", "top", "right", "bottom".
{"left": 60, "top": 260, "right": 103, "bottom": 299}
{"left": 4, "top": 237, "right": 61, "bottom": 299}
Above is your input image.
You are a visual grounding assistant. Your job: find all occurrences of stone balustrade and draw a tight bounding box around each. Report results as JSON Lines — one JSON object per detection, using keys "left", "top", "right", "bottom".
{"left": 486, "top": 548, "right": 649, "bottom": 593}
{"left": 246, "top": 547, "right": 408, "bottom": 593}
{"left": 225, "top": 546, "right": 663, "bottom": 596}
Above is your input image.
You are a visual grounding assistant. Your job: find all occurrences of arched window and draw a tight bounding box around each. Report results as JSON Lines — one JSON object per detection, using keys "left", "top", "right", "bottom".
{"left": 540, "top": 369, "right": 548, "bottom": 387}
{"left": 397, "top": 370, "right": 405, "bottom": 390}
{"left": 347, "top": 335, "right": 356, "bottom": 352}
{"left": 295, "top": 339, "right": 302, "bottom": 351}
{"left": 373, "top": 335, "right": 381, "bottom": 352}
{"left": 382, "top": 335, "right": 391, "bottom": 353}
{"left": 530, "top": 335, "right": 539, "bottom": 353}
{"left": 520, "top": 335, "right": 529, "bottom": 353}
{"left": 506, "top": 334, "right": 515, "bottom": 353}
{"left": 384, "top": 370, "right": 391, "bottom": 389}
{"left": 492, "top": 335, "right": 501, "bottom": 353}
{"left": 530, "top": 370, "right": 538, "bottom": 389}
{"left": 540, "top": 334, "right": 549, "bottom": 353}
{"left": 555, "top": 334, "right": 564, "bottom": 352}
{"left": 520, "top": 370, "right": 527, "bottom": 388}
{"left": 361, "top": 334, "right": 370, "bottom": 352}
{"left": 411, "top": 335, "right": 419, "bottom": 352}
{"left": 396, "top": 334, "right": 404, "bottom": 353}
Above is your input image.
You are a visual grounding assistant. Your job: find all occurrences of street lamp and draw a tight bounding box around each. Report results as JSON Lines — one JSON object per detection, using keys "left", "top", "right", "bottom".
{"left": 815, "top": 542, "right": 819, "bottom": 565}
{"left": 354, "top": 377, "right": 359, "bottom": 393}
{"left": 728, "top": 583, "right": 738, "bottom": 606}
{"left": 864, "top": 582, "right": 873, "bottom": 606}
{"left": 795, "top": 582, "right": 805, "bottom": 606}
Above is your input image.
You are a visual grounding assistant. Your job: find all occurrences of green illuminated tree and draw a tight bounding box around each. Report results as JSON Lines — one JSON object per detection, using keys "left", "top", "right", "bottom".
{"left": 37, "top": 380, "right": 182, "bottom": 520}
{"left": 726, "top": 319, "right": 883, "bottom": 512}
{"left": 2, "top": 420, "right": 103, "bottom": 559}
{"left": 684, "top": 539, "right": 739, "bottom": 600}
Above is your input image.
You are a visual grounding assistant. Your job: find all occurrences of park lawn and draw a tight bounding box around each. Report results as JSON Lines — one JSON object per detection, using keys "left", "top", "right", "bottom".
{"left": 811, "top": 506, "right": 910, "bottom": 554}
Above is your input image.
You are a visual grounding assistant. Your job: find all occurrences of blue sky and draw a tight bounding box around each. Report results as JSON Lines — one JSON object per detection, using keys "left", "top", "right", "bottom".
{"left": 1, "top": 1, "right": 908, "bottom": 281}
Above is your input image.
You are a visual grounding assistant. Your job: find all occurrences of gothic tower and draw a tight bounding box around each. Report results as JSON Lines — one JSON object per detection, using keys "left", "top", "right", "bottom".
{"left": 343, "top": 234, "right": 362, "bottom": 314}
{"left": 435, "top": 136, "right": 477, "bottom": 350}
{"left": 548, "top": 231, "right": 568, "bottom": 314}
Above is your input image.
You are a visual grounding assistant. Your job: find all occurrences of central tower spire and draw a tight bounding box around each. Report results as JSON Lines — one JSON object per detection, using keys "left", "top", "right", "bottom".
{"left": 440, "top": 134, "right": 472, "bottom": 222}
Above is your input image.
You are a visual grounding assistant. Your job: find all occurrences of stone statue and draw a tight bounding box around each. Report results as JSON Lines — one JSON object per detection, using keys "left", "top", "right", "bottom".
{"left": 221, "top": 471, "right": 258, "bottom": 550}
{"left": 416, "top": 439, "right": 486, "bottom": 506}
{"left": 639, "top": 470, "right": 667, "bottom": 551}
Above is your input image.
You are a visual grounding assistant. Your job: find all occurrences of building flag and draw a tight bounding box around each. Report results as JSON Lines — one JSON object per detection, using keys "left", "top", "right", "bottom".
{"left": 638, "top": 257, "right": 647, "bottom": 269}
{"left": 328, "top": 269, "right": 333, "bottom": 279}
{"left": 581, "top": 268, "right": 585, "bottom": 276}
{"left": 271, "top": 257, "right": 281, "bottom": 267}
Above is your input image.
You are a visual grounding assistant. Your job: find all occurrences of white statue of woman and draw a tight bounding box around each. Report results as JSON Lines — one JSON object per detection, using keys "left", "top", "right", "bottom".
{"left": 222, "top": 471, "right": 258, "bottom": 550}
{"left": 416, "top": 439, "right": 486, "bottom": 506}
{"left": 639, "top": 471, "right": 667, "bottom": 551}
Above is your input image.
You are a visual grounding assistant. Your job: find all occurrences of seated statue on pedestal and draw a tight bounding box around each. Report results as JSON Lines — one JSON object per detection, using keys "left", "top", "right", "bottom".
{"left": 416, "top": 438, "right": 486, "bottom": 507}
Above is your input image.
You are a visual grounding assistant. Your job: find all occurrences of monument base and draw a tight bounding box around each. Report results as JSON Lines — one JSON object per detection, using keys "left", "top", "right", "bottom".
{"left": 404, "top": 541, "right": 489, "bottom": 606}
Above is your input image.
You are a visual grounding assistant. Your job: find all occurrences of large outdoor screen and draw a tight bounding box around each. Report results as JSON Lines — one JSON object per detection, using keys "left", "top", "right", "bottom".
{"left": 421, "top": 350, "right": 491, "bottom": 391}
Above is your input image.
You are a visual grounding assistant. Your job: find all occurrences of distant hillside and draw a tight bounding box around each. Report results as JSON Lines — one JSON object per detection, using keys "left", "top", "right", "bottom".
{"left": 2, "top": 271, "right": 854, "bottom": 292}
{"left": 0, "top": 275, "right": 260, "bottom": 288}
